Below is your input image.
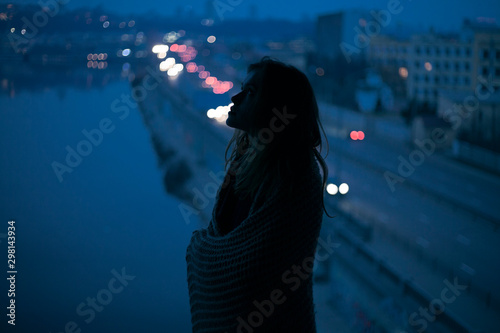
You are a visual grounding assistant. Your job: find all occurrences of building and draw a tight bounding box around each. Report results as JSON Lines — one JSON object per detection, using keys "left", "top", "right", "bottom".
{"left": 368, "top": 19, "right": 500, "bottom": 106}
{"left": 367, "top": 19, "right": 500, "bottom": 165}
{"left": 367, "top": 35, "right": 410, "bottom": 99}
{"left": 438, "top": 90, "right": 500, "bottom": 152}
{"left": 369, "top": 32, "right": 475, "bottom": 105}
{"left": 317, "top": 10, "right": 371, "bottom": 62}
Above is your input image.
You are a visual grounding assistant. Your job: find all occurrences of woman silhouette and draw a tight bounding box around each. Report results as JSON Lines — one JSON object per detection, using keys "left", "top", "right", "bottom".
{"left": 186, "top": 57, "right": 330, "bottom": 332}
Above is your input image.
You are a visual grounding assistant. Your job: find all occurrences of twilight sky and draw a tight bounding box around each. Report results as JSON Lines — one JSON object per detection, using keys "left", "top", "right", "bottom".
{"left": 12, "top": 0, "right": 500, "bottom": 31}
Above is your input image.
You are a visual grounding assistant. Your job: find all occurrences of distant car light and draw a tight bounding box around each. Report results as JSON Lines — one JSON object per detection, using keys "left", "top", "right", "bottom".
{"left": 326, "top": 183, "right": 338, "bottom": 195}
{"left": 339, "top": 183, "right": 349, "bottom": 195}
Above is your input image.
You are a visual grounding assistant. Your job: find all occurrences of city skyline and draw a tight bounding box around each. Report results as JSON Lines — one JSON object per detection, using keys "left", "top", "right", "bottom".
{"left": 9, "top": 0, "right": 500, "bottom": 31}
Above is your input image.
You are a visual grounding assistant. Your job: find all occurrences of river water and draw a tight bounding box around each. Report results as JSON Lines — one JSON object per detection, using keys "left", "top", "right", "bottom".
{"left": 0, "top": 68, "right": 221, "bottom": 331}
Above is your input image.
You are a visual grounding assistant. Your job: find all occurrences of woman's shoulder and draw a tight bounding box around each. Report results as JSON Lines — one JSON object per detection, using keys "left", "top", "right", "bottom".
{"left": 263, "top": 154, "right": 323, "bottom": 199}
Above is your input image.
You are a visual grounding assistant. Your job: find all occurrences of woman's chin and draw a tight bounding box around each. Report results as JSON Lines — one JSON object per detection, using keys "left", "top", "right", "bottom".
{"left": 225, "top": 116, "right": 235, "bottom": 128}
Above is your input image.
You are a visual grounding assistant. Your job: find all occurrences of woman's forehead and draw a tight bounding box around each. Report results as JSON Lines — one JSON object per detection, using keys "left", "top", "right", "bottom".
{"left": 242, "top": 70, "right": 262, "bottom": 87}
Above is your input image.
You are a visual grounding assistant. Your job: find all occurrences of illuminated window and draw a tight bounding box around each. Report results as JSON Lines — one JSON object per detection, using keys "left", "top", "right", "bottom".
{"left": 399, "top": 67, "right": 408, "bottom": 78}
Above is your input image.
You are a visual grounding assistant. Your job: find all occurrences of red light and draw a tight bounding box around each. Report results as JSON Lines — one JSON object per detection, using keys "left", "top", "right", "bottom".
{"left": 350, "top": 130, "right": 365, "bottom": 140}
{"left": 199, "top": 71, "right": 209, "bottom": 79}
{"left": 170, "top": 44, "right": 179, "bottom": 52}
{"left": 205, "top": 76, "right": 216, "bottom": 85}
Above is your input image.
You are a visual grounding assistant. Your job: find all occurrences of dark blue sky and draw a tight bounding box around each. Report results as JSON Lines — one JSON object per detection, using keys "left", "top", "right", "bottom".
{"left": 14, "top": 0, "right": 500, "bottom": 30}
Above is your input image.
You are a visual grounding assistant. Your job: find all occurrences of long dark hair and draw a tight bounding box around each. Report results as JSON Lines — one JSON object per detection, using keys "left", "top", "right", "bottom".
{"left": 225, "top": 57, "right": 331, "bottom": 215}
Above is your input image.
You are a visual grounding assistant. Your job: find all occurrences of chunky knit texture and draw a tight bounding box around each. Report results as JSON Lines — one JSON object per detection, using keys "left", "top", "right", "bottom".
{"left": 186, "top": 158, "right": 324, "bottom": 332}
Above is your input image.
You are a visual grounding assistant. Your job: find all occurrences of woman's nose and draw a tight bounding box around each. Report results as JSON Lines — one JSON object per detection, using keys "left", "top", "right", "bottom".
{"left": 231, "top": 91, "right": 244, "bottom": 104}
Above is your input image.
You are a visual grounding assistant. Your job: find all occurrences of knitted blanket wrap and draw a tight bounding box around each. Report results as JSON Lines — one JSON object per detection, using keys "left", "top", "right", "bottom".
{"left": 186, "top": 161, "right": 323, "bottom": 332}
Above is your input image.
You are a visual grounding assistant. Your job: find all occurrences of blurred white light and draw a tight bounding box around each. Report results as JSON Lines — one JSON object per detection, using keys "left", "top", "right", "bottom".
{"left": 206, "top": 108, "right": 216, "bottom": 118}
{"left": 159, "top": 62, "right": 168, "bottom": 71}
{"left": 159, "top": 58, "right": 176, "bottom": 71}
{"left": 167, "top": 68, "right": 179, "bottom": 76}
{"left": 122, "top": 49, "right": 131, "bottom": 57}
{"left": 216, "top": 115, "right": 228, "bottom": 122}
{"left": 157, "top": 51, "right": 167, "bottom": 59}
{"left": 166, "top": 57, "right": 175, "bottom": 66}
{"left": 206, "top": 103, "right": 232, "bottom": 122}
{"left": 173, "top": 63, "right": 184, "bottom": 71}
{"left": 152, "top": 44, "right": 169, "bottom": 54}
{"left": 10, "top": 28, "right": 15, "bottom": 33}
{"left": 326, "top": 183, "right": 338, "bottom": 195}
{"left": 163, "top": 31, "right": 179, "bottom": 43}
{"left": 339, "top": 183, "right": 349, "bottom": 195}
{"left": 103, "top": 21, "right": 109, "bottom": 28}
{"left": 21, "top": 29, "right": 26, "bottom": 35}
{"left": 207, "top": 35, "right": 216, "bottom": 43}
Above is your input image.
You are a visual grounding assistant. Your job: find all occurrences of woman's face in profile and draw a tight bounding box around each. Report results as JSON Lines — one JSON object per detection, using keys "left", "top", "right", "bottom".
{"left": 226, "top": 69, "right": 262, "bottom": 132}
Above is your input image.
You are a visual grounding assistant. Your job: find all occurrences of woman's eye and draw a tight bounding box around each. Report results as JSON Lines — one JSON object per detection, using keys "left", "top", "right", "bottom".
{"left": 241, "top": 86, "right": 255, "bottom": 96}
